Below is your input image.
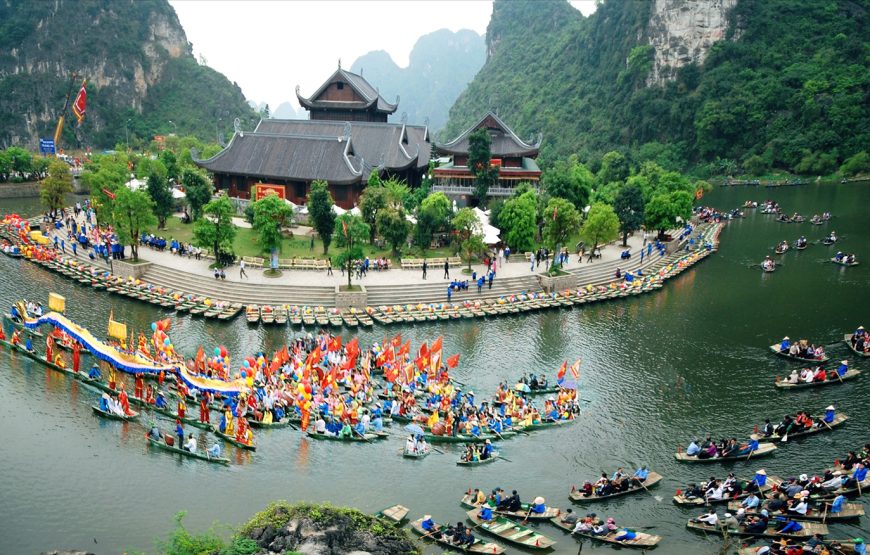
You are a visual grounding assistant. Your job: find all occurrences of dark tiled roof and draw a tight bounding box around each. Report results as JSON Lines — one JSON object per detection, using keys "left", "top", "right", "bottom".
{"left": 255, "top": 119, "right": 430, "bottom": 171}
{"left": 297, "top": 68, "right": 398, "bottom": 114}
{"left": 437, "top": 112, "right": 541, "bottom": 158}
{"left": 193, "top": 132, "right": 363, "bottom": 184}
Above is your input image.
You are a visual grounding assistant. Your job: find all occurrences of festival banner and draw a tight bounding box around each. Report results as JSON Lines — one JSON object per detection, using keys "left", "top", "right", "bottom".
{"left": 48, "top": 293, "right": 65, "bottom": 313}
{"left": 255, "top": 183, "right": 286, "bottom": 200}
{"left": 72, "top": 80, "right": 87, "bottom": 124}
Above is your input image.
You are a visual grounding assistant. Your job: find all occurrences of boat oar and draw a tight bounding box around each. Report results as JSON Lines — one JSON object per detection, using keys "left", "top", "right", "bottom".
{"left": 521, "top": 504, "right": 535, "bottom": 525}
{"left": 352, "top": 427, "right": 372, "bottom": 443}
{"left": 497, "top": 455, "right": 513, "bottom": 463}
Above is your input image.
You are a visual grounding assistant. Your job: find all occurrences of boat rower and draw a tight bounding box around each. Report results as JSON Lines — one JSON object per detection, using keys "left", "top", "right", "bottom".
{"left": 88, "top": 365, "right": 101, "bottom": 380}
{"left": 147, "top": 423, "right": 161, "bottom": 441}
{"left": 184, "top": 433, "right": 197, "bottom": 453}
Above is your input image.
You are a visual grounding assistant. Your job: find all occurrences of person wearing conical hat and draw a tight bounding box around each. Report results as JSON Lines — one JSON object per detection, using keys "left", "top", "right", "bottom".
{"left": 779, "top": 336, "right": 790, "bottom": 352}
{"left": 824, "top": 405, "right": 836, "bottom": 424}
{"left": 836, "top": 359, "right": 849, "bottom": 377}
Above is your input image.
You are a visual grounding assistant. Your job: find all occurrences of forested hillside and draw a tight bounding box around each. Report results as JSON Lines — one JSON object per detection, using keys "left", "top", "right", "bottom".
{"left": 445, "top": 0, "right": 870, "bottom": 176}
{"left": 351, "top": 29, "right": 485, "bottom": 131}
{"left": 0, "top": 0, "right": 255, "bottom": 149}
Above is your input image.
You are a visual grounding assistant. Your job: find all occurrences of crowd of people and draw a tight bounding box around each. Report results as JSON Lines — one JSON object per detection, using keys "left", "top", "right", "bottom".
{"left": 574, "top": 467, "right": 651, "bottom": 498}
{"left": 781, "top": 360, "right": 850, "bottom": 384}
{"left": 140, "top": 233, "right": 203, "bottom": 259}
{"left": 757, "top": 407, "right": 837, "bottom": 437}
{"left": 685, "top": 436, "right": 760, "bottom": 459}
{"left": 777, "top": 337, "right": 827, "bottom": 360}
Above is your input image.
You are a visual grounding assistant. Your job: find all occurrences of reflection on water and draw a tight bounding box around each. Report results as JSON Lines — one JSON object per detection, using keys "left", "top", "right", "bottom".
{"left": 0, "top": 184, "right": 869, "bottom": 554}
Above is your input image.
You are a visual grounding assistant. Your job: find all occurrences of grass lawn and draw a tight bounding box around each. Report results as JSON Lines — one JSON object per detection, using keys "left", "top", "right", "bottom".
{"left": 152, "top": 217, "right": 456, "bottom": 263}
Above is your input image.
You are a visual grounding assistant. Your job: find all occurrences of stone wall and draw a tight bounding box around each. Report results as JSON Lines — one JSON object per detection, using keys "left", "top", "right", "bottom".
{"left": 538, "top": 272, "right": 577, "bottom": 293}
{"left": 112, "top": 259, "right": 152, "bottom": 280}
{"left": 335, "top": 285, "right": 367, "bottom": 309}
{"left": 0, "top": 182, "right": 40, "bottom": 198}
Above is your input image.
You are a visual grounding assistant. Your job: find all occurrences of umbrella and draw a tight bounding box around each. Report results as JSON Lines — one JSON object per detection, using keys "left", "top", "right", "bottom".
{"left": 514, "top": 383, "right": 531, "bottom": 393}
{"left": 404, "top": 423, "right": 424, "bottom": 436}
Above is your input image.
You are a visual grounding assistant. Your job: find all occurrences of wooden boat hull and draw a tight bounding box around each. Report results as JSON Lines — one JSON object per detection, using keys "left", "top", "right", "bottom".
{"left": 466, "top": 509, "right": 556, "bottom": 549}
{"left": 675, "top": 443, "right": 777, "bottom": 462}
{"left": 147, "top": 437, "right": 229, "bottom": 464}
{"left": 410, "top": 518, "right": 506, "bottom": 554}
{"left": 376, "top": 504, "right": 409, "bottom": 524}
{"left": 844, "top": 334, "right": 870, "bottom": 357}
{"left": 686, "top": 520, "right": 827, "bottom": 539}
{"left": 92, "top": 405, "right": 138, "bottom": 421}
{"left": 726, "top": 501, "right": 863, "bottom": 521}
{"left": 750, "top": 413, "right": 848, "bottom": 440}
{"left": 306, "top": 431, "right": 384, "bottom": 442}
{"left": 457, "top": 452, "right": 499, "bottom": 466}
{"left": 214, "top": 430, "right": 256, "bottom": 451}
{"left": 831, "top": 258, "right": 858, "bottom": 266}
{"left": 672, "top": 478, "right": 776, "bottom": 506}
{"left": 769, "top": 344, "right": 829, "bottom": 363}
{"left": 248, "top": 418, "right": 292, "bottom": 429}
{"left": 569, "top": 472, "right": 663, "bottom": 502}
{"left": 549, "top": 516, "right": 662, "bottom": 548}
{"left": 460, "top": 495, "right": 560, "bottom": 521}
{"left": 775, "top": 369, "right": 861, "bottom": 388}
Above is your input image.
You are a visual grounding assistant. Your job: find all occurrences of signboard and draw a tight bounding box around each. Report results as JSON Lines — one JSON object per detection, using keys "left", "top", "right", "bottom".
{"left": 490, "top": 158, "right": 502, "bottom": 167}
{"left": 255, "top": 183, "right": 286, "bottom": 200}
{"left": 39, "top": 139, "right": 56, "bottom": 154}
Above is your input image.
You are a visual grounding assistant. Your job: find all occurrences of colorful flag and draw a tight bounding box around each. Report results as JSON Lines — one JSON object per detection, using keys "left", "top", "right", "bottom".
{"left": 328, "top": 335, "right": 342, "bottom": 352}
{"left": 418, "top": 342, "right": 428, "bottom": 361}
{"left": 569, "top": 358, "right": 582, "bottom": 379}
{"left": 397, "top": 340, "right": 410, "bottom": 359}
{"left": 429, "top": 336, "right": 443, "bottom": 370}
{"left": 391, "top": 334, "right": 402, "bottom": 348}
{"left": 446, "top": 354, "right": 460, "bottom": 368}
{"left": 72, "top": 80, "right": 87, "bottom": 124}
{"left": 556, "top": 360, "right": 567, "bottom": 382}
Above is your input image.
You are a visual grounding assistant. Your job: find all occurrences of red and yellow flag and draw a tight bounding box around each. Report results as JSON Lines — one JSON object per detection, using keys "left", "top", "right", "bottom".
{"left": 556, "top": 360, "right": 567, "bottom": 381}
{"left": 72, "top": 80, "right": 87, "bottom": 124}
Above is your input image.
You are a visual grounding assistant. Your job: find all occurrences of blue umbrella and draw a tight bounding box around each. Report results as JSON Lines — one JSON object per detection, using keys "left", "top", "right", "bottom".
{"left": 515, "top": 383, "right": 531, "bottom": 393}
{"left": 404, "top": 423, "right": 424, "bottom": 436}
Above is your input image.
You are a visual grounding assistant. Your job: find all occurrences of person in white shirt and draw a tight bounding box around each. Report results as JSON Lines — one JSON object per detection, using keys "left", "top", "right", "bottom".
{"left": 314, "top": 416, "right": 327, "bottom": 434}
{"left": 184, "top": 434, "right": 197, "bottom": 453}
{"left": 694, "top": 511, "right": 719, "bottom": 526}
{"left": 405, "top": 435, "right": 417, "bottom": 454}
{"left": 788, "top": 497, "right": 808, "bottom": 515}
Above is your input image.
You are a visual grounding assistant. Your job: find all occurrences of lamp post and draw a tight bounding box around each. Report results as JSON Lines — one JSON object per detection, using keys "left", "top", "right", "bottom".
{"left": 168, "top": 120, "right": 177, "bottom": 135}
{"left": 125, "top": 119, "right": 131, "bottom": 151}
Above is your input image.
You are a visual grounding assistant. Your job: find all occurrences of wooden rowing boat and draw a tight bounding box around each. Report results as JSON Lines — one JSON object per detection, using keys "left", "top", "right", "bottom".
{"left": 403, "top": 447, "right": 429, "bottom": 459}
{"left": 738, "top": 541, "right": 855, "bottom": 555}
{"left": 831, "top": 257, "right": 859, "bottom": 267}
{"left": 3, "top": 314, "right": 44, "bottom": 337}
{"left": 245, "top": 305, "right": 260, "bottom": 324}
{"left": 726, "top": 500, "right": 863, "bottom": 521}
{"left": 674, "top": 443, "right": 777, "bottom": 462}
{"left": 375, "top": 504, "right": 409, "bottom": 524}
{"left": 146, "top": 437, "right": 230, "bottom": 465}
{"left": 248, "top": 418, "right": 292, "bottom": 429}
{"left": 424, "top": 432, "right": 510, "bottom": 444}
{"left": 686, "top": 520, "right": 827, "bottom": 539}
{"left": 769, "top": 344, "right": 830, "bottom": 363}
{"left": 260, "top": 306, "right": 276, "bottom": 324}
{"left": 306, "top": 431, "right": 386, "bottom": 442}
{"left": 457, "top": 451, "right": 500, "bottom": 466}
{"left": 460, "top": 495, "right": 560, "bottom": 521}
{"left": 92, "top": 405, "right": 139, "bottom": 421}
{"left": 274, "top": 307, "right": 288, "bottom": 325}
{"left": 569, "top": 471, "right": 662, "bottom": 502}
{"left": 213, "top": 429, "right": 256, "bottom": 451}
{"left": 750, "top": 414, "right": 847, "bottom": 441}
{"left": 844, "top": 334, "right": 870, "bottom": 357}
{"left": 767, "top": 476, "right": 870, "bottom": 500}
{"left": 549, "top": 515, "right": 662, "bottom": 548}
{"left": 409, "top": 517, "right": 506, "bottom": 554}
{"left": 673, "top": 478, "right": 777, "bottom": 506}
{"left": 775, "top": 369, "right": 861, "bottom": 388}
{"left": 465, "top": 509, "right": 556, "bottom": 549}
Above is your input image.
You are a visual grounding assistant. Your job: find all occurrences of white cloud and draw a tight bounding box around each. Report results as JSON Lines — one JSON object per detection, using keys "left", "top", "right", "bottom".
{"left": 169, "top": 0, "right": 597, "bottom": 110}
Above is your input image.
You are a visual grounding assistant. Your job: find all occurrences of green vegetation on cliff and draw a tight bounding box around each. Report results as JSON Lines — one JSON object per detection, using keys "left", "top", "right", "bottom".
{"left": 444, "top": 0, "right": 870, "bottom": 176}
{"left": 0, "top": 0, "right": 256, "bottom": 149}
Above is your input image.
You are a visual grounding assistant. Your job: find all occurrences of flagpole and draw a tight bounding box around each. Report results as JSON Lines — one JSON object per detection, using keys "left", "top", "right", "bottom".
{"left": 53, "top": 72, "right": 78, "bottom": 149}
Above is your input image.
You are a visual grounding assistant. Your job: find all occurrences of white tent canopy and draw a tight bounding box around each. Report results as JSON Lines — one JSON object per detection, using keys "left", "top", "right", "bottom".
{"left": 473, "top": 207, "right": 501, "bottom": 245}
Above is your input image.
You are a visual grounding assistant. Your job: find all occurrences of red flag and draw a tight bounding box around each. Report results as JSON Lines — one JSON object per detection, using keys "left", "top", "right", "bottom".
{"left": 415, "top": 356, "right": 428, "bottom": 373}
{"left": 72, "top": 80, "right": 87, "bottom": 124}
{"left": 556, "top": 361, "right": 567, "bottom": 381}
{"left": 418, "top": 342, "right": 428, "bottom": 361}
{"left": 404, "top": 363, "right": 415, "bottom": 385}
{"left": 429, "top": 336, "right": 443, "bottom": 369}
{"left": 328, "top": 335, "right": 342, "bottom": 352}
{"left": 391, "top": 334, "right": 402, "bottom": 348}
{"left": 446, "top": 354, "right": 460, "bottom": 368}
{"left": 345, "top": 337, "right": 359, "bottom": 358}
{"left": 397, "top": 340, "right": 410, "bottom": 359}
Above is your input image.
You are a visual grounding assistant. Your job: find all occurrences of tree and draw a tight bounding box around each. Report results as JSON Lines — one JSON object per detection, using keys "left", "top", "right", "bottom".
{"left": 146, "top": 170, "right": 174, "bottom": 229}
{"left": 451, "top": 207, "right": 485, "bottom": 270}
{"left": 80, "top": 153, "right": 130, "bottom": 224}
{"left": 333, "top": 214, "right": 370, "bottom": 288}
{"left": 359, "top": 186, "right": 390, "bottom": 243}
{"left": 468, "top": 128, "right": 499, "bottom": 207}
{"left": 193, "top": 195, "right": 237, "bottom": 264}
{"left": 252, "top": 192, "right": 293, "bottom": 259}
{"left": 579, "top": 203, "right": 620, "bottom": 262}
{"left": 543, "top": 197, "right": 580, "bottom": 257}
{"left": 414, "top": 191, "right": 451, "bottom": 253}
{"left": 645, "top": 191, "right": 693, "bottom": 238}
{"left": 498, "top": 190, "right": 537, "bottom": 253}
{"left": 596, "top": 151, "right": 629, "bottom": 186}
{"left": 542, "top": 158, "right": 594, "bottom": 210}
{"left": 111, "top": 187, "right": 157, "bottom": 261}
{"left": 182, "top": 169, "right": 213, "bottom": 220}
{"left": 840, "top": 151, "right": 870, "bottom": 177}
{"left": 159, "top": 150, "right": 180, "bottom": 182}
{"left": 40, "top": 160, "right": 73, "bottom": 214}
{"left": 307, "top": 180, "right": 336, "bottom": 254}
{"left": 376, "top": 207, "right": 411, "bottom": 257}
{"left": 613, "top": 185, "right": 645, "bottom": 246}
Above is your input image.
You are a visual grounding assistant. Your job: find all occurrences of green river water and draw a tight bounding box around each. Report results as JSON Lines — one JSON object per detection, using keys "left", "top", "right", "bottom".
{"left": 0, "top": 183, "right": 868, "bottom": 554}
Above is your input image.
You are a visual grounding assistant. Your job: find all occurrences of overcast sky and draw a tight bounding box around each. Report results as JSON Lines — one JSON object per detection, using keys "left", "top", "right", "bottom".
{"left": 169, "top": 1, "right": 597, "bottom": 111}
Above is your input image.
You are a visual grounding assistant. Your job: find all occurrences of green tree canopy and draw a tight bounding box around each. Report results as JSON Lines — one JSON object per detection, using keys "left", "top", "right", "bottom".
{"left": 596, "top": 151, "right": 629, "bottom": 186}
{"left": 333, "top": 214, "right": 370, "bottom": 288}
{"left": 146, "top": 170, "right": 174, "bottom": 229}
{"left": 468, "top": 128, "right": 499, "bottom": 207}
{"left": 193, "top": 194, "right": 237, "bottom": 263}
{"left": 414, "top": 191, "right": 452, "bottom": 252}
{"left": 80, "top": 153, "right": 130, "bottom": 224}
{"left": 840, "top": 151, "right": 870, "bottom": 177}
{"left": 580, "top": 202, "right": 620, "bottom": 261}
{"left": 451, "top": 207, "right": 485, "bottom": 270}
{"left": 542, "top": 197, "right": 580, "bottom": 254}
{"left": 498, "top": 190, "right": 537, "bottom": 253}
{"left": 376, "top": 206, "right": 411, "bottom": 257}
{"left": 252, "top": 192, "right": 293, "bottom": 256}
{"left": 307, "top": 180, "right": 336, "bottom": 254}
{"left": 159, "top": 150, "right": 180, "bottom": 182}
{"left": 111, "top": 187, "right": 157, "bottom": 261}
{"left": 359, "top": 186, "right": 390, "bottom": 243}
{"left": 182, "top": 168, "right": 213, "bottom": 220}
{"left": 613, "top": 185, "right": 645, "bottom": 246}
{"left": 542, "top": 157, "right": 593, "bottom": 210}
{"left": 40, "top": 160, "right": 73, "bottom": 214}
{"left": 645, "top": 190, "right": 693, "bottom": 238}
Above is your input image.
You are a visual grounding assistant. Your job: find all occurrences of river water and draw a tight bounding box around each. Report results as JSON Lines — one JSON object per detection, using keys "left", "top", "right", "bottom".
{"left": 0, "top": 184, "right": 868, "bottom": 554}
